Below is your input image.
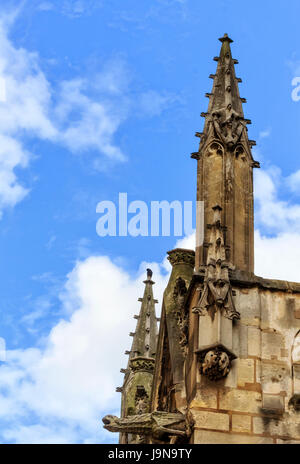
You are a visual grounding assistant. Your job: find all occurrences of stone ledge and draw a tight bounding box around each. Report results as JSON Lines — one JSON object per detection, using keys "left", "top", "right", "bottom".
{"left": 191, "top": 270, "right": 300, "bottom": 293}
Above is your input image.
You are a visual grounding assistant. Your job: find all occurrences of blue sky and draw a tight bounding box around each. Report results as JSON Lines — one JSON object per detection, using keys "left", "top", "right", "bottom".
{"left": 0, "top": 0, "right": 299, "bottom": 444}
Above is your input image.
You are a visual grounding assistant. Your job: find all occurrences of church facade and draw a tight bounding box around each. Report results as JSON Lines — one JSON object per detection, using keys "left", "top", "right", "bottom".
{"left": 102, "top": 34, "right": 300, "bottom": 444}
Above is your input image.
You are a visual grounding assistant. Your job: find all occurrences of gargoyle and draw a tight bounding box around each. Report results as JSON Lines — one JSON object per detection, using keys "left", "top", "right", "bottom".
{"left": 102, "top": 411, "right": 192, "bottom": 443}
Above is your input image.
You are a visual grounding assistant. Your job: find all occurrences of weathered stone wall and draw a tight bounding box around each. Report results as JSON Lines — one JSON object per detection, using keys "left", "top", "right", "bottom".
{"left": 189, "top": 284, "right": 300, "bottom": 444}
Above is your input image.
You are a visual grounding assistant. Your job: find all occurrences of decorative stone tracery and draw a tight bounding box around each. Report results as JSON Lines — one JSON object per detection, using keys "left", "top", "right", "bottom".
{"left": 193, "top": 205, "right": 239, "bottom": 380}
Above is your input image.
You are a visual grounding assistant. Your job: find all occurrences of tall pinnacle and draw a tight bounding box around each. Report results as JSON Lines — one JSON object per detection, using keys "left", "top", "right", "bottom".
{"left": 193, "top": 34, "right": 259, "bottom": 274}
{"left": 117, "top": 270, "right": 159, "bottom": 443}
{"left": 117, "top": 269, "right": 158, "bottom": 392}
{"left": 197, "top": 33, "right": 254, "bottom": 152}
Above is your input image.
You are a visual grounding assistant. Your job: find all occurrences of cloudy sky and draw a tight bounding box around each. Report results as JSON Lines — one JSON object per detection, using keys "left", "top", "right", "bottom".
{"left": 0, "top": 0, "right": 299, "bottom": 444}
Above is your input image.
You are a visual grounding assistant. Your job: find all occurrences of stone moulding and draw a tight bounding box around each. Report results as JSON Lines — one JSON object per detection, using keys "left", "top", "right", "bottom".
{"left": 130, "top": 356, "right": 155, "bottom": 373}
{"left": 167, "top": 248, "right": 195, "bottom": 268}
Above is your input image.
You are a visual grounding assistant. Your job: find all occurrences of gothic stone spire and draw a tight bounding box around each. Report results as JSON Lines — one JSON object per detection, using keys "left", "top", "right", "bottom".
{"left": 117, "top": 270, "right": 158, "bottom": 443}
{"left": 130, "top": 268, "right": 158, "bottom": 360}
{"left": 193, "top": 34, "right": 260, "bottom": 274}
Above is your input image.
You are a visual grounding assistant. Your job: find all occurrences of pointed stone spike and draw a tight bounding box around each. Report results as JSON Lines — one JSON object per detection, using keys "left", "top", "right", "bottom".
{"left": 199, "top": 32, "right": 246, "bottom": 144}
{"left": 219, "top": 33, "right": 233, "bottom": 43}
{"left": 129, "top": 270, "right": 159, "bottom": 361}
{"left": 195, "top": 132, "right": 204, "bottom": 138}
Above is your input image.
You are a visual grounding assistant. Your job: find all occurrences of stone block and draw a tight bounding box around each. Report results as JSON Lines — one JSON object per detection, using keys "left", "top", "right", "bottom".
{"left": 253, "top": 415, "right": 283, "bottom": 437}
{"left": 237, "top": 358, "right": 255, "bottom": 386}
{"left": 293, "top": 364, "right": 300, "bottom": 392}
{"left": 234, "top": 289, "right": 261, "bottom": 324}
{"left": 261, "top": 361, "right": 289, "bottom": 394}
{"left": 190, "top": 387, "right": 217, "bottom": 409}
{"left": 232, "top": 414, "right": 251, "bottom": 433}
{"left": 239, "top": 323, "right": 248, "bottom": 358}
{"left": 262, "top": 332, "right": 285, "bottom": 360}
{"left": 192, "top": 410, "right": 229, "bottom": 431}
{"left": 193, "top": 429, "right": 273, "bottom": 444}
{"left": 262, "top": 393, "right": 285, "bottom": 413}
{"left": 219, "top": 388, "right": 262, "bottom": 413}
{"left": 248, "top": 327, "right": 261, "bottom": 357}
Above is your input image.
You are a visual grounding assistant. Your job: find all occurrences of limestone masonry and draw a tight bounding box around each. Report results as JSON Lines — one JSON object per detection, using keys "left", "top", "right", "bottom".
{"left": 102, "top": 34, "right": 300, "bottom": 444}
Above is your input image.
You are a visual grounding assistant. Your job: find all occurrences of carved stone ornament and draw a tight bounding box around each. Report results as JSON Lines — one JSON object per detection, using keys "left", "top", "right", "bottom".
{"left": 199, "top": 347, "right": 234, "bottom": 381}
{"left": 193, "top": 276, "right": 240, "bottom": 321}
{"left": 135, "top": 386, "right": 150, "bottom": 415}
{"left": 102, "top": 410, "right": 192, "bottom": 443}
{"left": 130, "top": 356, "right": 155, "bottom": 373}
{"left": 193, "top": 206, "right": 239, "bottom": 380}
{"left": 211, "top": 107, "right": 246, "bottom": 150}
{"left": 288, "top": 394, "right": 300, "bottom": 412}
{"left": 167, "top": 248, "right": 195, "bottom": 268}
{"left": 207, "top": 141, "right": 224, "bottom": 157}
{"left": 173, "top": 277, "right": 189, "bottom": 350}
{"left": 192, "top": 206, "right": 240, "bottom": 321}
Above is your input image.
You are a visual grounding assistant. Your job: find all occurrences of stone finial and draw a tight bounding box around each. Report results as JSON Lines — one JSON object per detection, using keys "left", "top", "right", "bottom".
{"left": 219, "top": 33, "right": 233, "bottom": 43}
{"left": 167, "top": 248, "right": 195, "bottom": 268}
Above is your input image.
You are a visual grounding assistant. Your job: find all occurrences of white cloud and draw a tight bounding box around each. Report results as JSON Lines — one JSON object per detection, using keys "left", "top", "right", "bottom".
{"left": 0, "top": 11, "right": 130, "bottom": 217}
{"left": 254, "top": 167, "right": 300, "bottom": 233}
{"left": 61, "top": 0, "right": 103, "bottom": 18}
{"left": 254, "top": 230, "right": 300, "bottom": 282}
{"left": 0, "top": 255, "right": 170, "bottom": 443}
{"left": 287, "top": 169, "right": 300, "bottom": 193}
{"left": 37, "top": 2, "right": 54, "bottom": 11}
{"left": 259, "top": 128, "right": 271, "bottom": 139}
{"left": 0, "top": 193, "right": 299, "bottom": 443}
{"left": 139, "top": 90, "right": 181, "bottom": 117}
{"left": 0, "top": 10, "right": 180, "bottom": 216}
{"left": 0, "top": 230, "right": 195, "bottom": 443}
{"left": 55, "top": 78, "right": 126, "bottom": 160}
